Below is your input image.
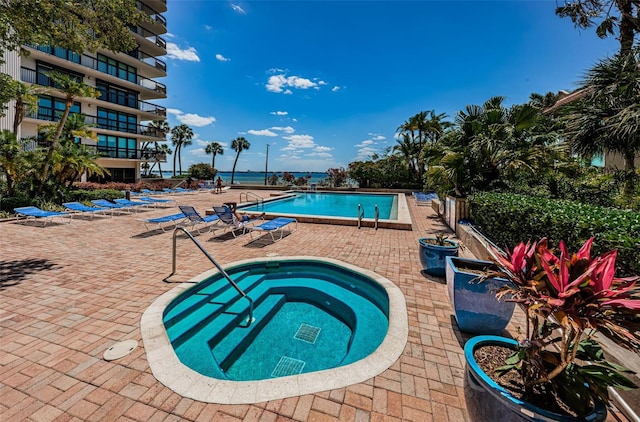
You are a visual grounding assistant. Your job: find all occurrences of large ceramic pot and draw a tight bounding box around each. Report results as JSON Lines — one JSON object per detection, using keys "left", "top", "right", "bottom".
{"left": 464, "top": 335, "right": 607, "bottom": 422}
{"left": 418, "top": 238, "right": 459, "bottom": 277}
{"left": 445, "top": 256, "right": 515, "bottom": 335}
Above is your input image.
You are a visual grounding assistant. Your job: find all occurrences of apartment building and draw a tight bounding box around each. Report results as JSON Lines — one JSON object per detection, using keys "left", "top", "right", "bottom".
{"left": 0, "top": 0, "right": 168, "bottom": 183}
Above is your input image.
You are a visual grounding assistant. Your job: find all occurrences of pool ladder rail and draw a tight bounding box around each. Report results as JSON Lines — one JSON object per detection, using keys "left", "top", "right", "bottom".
{"left": 357, "top": 203, "right": 379, "bottom": 230}
{"left": 165, "top": 227, "right": 255, "bottom": 327}
{"left": 239, "top": 192, "right": 264, "bottom": 211}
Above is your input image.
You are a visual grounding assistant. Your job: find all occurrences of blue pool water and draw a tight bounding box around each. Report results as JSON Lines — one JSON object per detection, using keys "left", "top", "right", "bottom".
{"left": 241, "top": 192, "right": 397, "bottom": 219}
{"left": 162, "top": 260, "right": 389, "bottom": 381}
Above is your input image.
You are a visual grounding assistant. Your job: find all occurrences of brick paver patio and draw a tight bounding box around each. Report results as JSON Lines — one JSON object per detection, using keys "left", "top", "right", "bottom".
{"left": 1, "top": 188, "right": 524, "bottom": 421}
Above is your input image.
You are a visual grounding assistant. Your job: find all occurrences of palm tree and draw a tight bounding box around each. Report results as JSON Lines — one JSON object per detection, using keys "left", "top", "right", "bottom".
{"left": 0, "top": 130, "right": 22, "bottom": 196}
{"left": 147, "top": 119, "right": 170, "bottom": 176}
{"left": 38, "top": 71, "right": 99, "bottom": 192}
{"left": 230, "top": 137, "right": 250, "bottom": 184}
{"left": 560, "top": 50, "right": 640, "bottom": 198}
{"left": 170, "top": 124, "right": 194, "bottom": 176}
{"left": 11, "top": 81, "right": 46, "bottom": 136}
{"left": 205, "top": 141, "right": 224, "bottom": 169}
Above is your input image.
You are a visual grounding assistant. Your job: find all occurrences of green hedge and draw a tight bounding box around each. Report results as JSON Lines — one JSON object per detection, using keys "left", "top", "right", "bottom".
{"left": 468, "top": 192, "right": 640, "bottom": 276}
{"left": 64, "top": 189, "right": 124, "bottom": 202}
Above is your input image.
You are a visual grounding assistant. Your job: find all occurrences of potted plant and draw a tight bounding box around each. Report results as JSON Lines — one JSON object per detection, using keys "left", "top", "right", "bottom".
{"left": 445, "top": 256, "right": 515, "bottom": 335}
{"left": 464, "top": 237, "right": 640, "bottom": 421}
{"left": 419, "top": 233, "right": 459, "bottom": 277}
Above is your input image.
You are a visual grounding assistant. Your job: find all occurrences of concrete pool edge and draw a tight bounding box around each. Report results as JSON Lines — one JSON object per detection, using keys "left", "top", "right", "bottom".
{"left": 140, "top": 256, "right": 409, "bottom": 404}
{"left": 238, "top": 192, "right": 413, "bottom": 230}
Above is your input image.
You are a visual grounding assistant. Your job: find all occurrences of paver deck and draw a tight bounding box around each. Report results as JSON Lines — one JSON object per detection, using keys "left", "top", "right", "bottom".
{"left": 0, "top": 188, "right": 565, "bottom": 421}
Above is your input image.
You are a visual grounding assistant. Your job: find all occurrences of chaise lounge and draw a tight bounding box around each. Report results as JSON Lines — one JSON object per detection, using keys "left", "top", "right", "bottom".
{"left": 248, "top": 217, "right": 298, "bottom": 242}
{"left": 63, "top": 202, "right": 111, "bottom": 219}
{"left": 178, "top": 205, "right": 220, "bottom": 233}
{"left": 212, "top": 205, "right": 263, "bottom": 238}
{"left": 13, "top": 206, "right": 71, "bottom": 226}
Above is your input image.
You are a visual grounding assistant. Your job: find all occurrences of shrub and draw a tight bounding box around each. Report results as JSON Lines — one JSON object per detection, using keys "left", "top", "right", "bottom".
{"left": 468, "top": 192, "right": 640, "bottom": 275}
{"left": 0, "top": 195, "right": 35, "bottom": 212}
{"left": 64, "top": 189, "right": 124, "bottom": 202}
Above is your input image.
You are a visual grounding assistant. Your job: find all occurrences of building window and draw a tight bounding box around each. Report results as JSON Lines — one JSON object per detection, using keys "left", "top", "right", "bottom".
{"left": 33, "top": 45, "right": 81, "bottom": 64}
{"left": 89, "top": 167, "right": 136, "bottom": 183}
{"left": 35, "top": 62, "right": 83, "bottom": 88}
{"left": 37, "top": 96, "right": 81, "bottom": 122}
{"left": 96, "top": 81, "right": 138, "bottom": 109}
{"left": 97, "top": 54, "right": 137, "bottom": 83}
{"left": 97, "top": 108, "right": 138, "bottom": 134}
{"left": 97, "top": 134, "right": 138, "bottom": 159}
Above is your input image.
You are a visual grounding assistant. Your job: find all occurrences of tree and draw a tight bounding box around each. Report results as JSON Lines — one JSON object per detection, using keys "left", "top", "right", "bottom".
{"left": 9, "top": 81, "right": 46, "bottom": 136}
{"left": 327, "top": 167, "right": 348, "bottom": 187}
{"left": 230, "top": 137, "right": 250, "bottom": 184}
{"left": 205, "top": 141, "right": 224, "bottom": 169}
{"left": 38, "top": 71, "right": 99, "bottom": 192}
{"left": 560, "top": 50, "right": 640, "bottom": 198}
{"left": 556, "top": 0, "right": 639, "bottom": 57}
{"left": 170, "top": 124, "right": 194, "bottom": 176}
{"left": 0, "top": 130, "right": 22, "bottom": 196}
{"left": 146, "top": 119, "right": 170, "bottom": 176}
{"left": 188, "top": 163, "right": 216, "bottom": 180}
{"left": 0, "top": 0, "right": 144, "bottom": 60}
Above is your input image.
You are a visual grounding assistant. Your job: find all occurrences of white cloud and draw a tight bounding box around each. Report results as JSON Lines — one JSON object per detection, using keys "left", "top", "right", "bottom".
{"left": 317, "top": 80, "right": 327, "bottom": 86}
{"left": 266, "top": 74, "right": 320, "bottom": 94}
{"left": 204, "top": 25, "right": 213, "bottom": 31}
{"left": 231, "top": 4, "right": 246, "bottom": 14}
{"left": 315, "top": 146, "right": 333, "bottom": 152}
{"left": 332, "top": 86, "right": 341, "bottom": 92}
{"left": 372, "top": 135, "right": 386, "bottom": 141}
{"left": 283, "top": 89, "right": 292, "bottom": 95}
{"left": 215, "top": 54, "right": 230, "bottom": 62}
{"left": 282, "top": 134, "right": 315, "bottom": 149}
{"left": 355, "top": 146, "right": 378, "bottom": 161}
{"left": 270, "top": 111, "right": 288, "bottom": 116}
{"left": 271, "top": 126, "right": 295, "bottom": 134}
{"left": 169, "top": 109, "right": 216, "bottom": 127}
{"left": 248, "top": 129, "right": 278, "bottom": 137}
{"left": 292, "top": 118, "right": 298, "bottom": 122}
{"left": 356, "top": 140, "right": 374, "bottom": 147}
{"left": 267, "top": 68, "right": 285, "bottom": 74}
{"left": 166, "top": 43, "right": 200, "bottom": 62}
{"left": 308, "top": 151, "right": 333, "bottom": 158}
{"left": 165, "top": 32, "right": 175, "bottom": 38}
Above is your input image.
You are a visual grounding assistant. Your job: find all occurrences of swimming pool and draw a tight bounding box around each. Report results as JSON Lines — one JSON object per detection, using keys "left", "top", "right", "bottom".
{"left": 141, "top": 256, "right": 408, "bottom": 404}
{"left": 239, "top": 191, "right": 412, "bottom": 230}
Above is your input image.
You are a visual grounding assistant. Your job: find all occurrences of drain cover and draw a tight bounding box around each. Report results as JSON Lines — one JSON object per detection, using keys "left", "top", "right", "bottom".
{"left": 103, "top": 340, "right": 138, "bottom": 361}
{"left": 272, "top": 356, "right": 305, "bottom": 377}
{"left": 294, "top": 323, "right": 321, "bottom": 344}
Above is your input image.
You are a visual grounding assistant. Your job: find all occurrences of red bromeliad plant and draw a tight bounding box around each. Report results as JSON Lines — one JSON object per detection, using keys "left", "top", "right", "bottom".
{"left": 488, "top": 237, "right": 640, "bottom": 416}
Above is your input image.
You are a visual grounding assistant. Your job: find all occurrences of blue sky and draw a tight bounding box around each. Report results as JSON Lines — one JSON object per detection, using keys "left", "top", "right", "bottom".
{"left": 160, "top": 0, "right": 618, "bottom": 173}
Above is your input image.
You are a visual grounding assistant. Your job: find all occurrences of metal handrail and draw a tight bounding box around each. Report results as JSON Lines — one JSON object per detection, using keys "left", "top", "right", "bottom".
{"left": 239, "top": 192, "right": 264, "bottom": 210}
{"left": 357, "top": 204, "right": 364, "bottom": 229}
{"left": 166, "top": 227, "right": 254, "bottom": 327}
{"left": 374, "top": 204, "right": 379, "bottom": 230}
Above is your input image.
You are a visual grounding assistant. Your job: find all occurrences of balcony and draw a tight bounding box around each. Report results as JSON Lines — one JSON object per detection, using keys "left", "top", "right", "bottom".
{"left": 131, "top": 26, "right": 166, "bottom": 57}
{"left": 24, "top": 109, "right": 167, "bottom": 140}
{"left": 95, "top": 146, "right": 167, "bottom": 161}
{"left": 25, "top": 45, "right": 166, "bottom": 98}
{"left": 137, "top": 0, "right": 167, "bottom": 34}
{"left": 128, "top": 49, "right": 167, "bottom": 74}
{"left": 142, "top": 0, "right": 167, "bottom": 13}
{"left": 21, "top": 66, "right": 167, "bottom": 118}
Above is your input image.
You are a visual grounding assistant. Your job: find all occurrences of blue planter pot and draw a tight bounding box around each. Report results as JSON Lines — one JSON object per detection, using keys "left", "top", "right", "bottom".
{"left": 418, "top": 238, "right": 458, "bottom": 277}
{"left": 464, "top": 336, "right": 607, "bottom": 422}
{"left": 445, "top": 256, "right": 515, "bottom": 335}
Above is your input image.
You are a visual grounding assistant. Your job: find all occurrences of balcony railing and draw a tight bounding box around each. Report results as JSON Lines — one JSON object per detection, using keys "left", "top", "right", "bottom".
{"left": 21, "top": 67, "right": 167, "bottom": 117}
{"left": 131, "top": 26, "right": 166, "bottom": 50}
{"left": 136, "top": 1, "right": 167, "bottom": 27}
{"left": 25, "top": 109, "right": 167, "bottom": 139}
{"left": 95, "top": 146, "right": 167, "bottom": 161}
{"left": 128, "top": 49, "right": 167, "bottom": 73}
{"left": 26, "top": 45, "right": 166, "bottom": 96}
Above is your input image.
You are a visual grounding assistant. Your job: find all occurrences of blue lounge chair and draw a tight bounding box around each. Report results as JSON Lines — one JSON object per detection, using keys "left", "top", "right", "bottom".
{"left": 141, "top": 213, "right": 188, "bottom": 232}
{"left": 212, "top": 205, "right": 263, "bottom": 238}
{"left": 414, "top": 192, "right": 437, "bottom": 206}
{"left": 248, "top": 217, "right": 298, "bottom": 242}
{"left": 141, "top": 188, "right": 164, "bottom": 195}
{"left": 174, "top": 187, "right": 195, "bottom": 194}
{"left": 114, "top": 198, "right": 152, "bottom": 210}
{"left": 162, "top": 188, "right": 178, "bottom": 194}
{"left": 63, "top": 202, "right": 111, "bottom": 219}
{"left": 13, "top": 206, "right": 71, "bottom": 226}
{"left": 91, "top": 199, "right": 133, "bottom": 213}
{"left": 178, "top": 205, "right": 220, "bottom": 233}
{"left": 136, "top": 196, "right": 176, "bottom": 207}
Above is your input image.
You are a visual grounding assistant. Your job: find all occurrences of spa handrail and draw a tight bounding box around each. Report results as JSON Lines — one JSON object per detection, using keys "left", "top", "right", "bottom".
{"left": 357, "top": 204, "right": 364, "bottom": 229}
{"left": 374, "top": 204, "right": 379, "bottom": 230}
{"left": 167, "top": 227, "right": 254, "bottom": 327}
{"left": 239, "top": 192, "right": 264, "bottom": 210}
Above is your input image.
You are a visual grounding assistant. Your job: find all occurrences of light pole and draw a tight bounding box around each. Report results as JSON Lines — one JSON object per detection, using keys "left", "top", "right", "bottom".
{"left": 264, "top": 144, "right": 269, "bottom": 185}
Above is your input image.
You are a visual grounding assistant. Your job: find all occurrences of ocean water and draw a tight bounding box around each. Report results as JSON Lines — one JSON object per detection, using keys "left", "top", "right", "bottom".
{"left": 160, "top": 171, "right": 328, "bottom": 185}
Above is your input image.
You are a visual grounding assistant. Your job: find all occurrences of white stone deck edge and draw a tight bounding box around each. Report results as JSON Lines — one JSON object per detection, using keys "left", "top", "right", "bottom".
{"left": 140, "top": 256, "right": 408, "bottom": 404}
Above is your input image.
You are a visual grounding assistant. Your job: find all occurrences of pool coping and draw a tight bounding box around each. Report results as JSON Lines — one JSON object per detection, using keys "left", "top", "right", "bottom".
{"left": 140, "top": 256, "right": 409, "bottom": 404}
{"left": 237, "top": 192, "right": 412, "bottom": 230}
